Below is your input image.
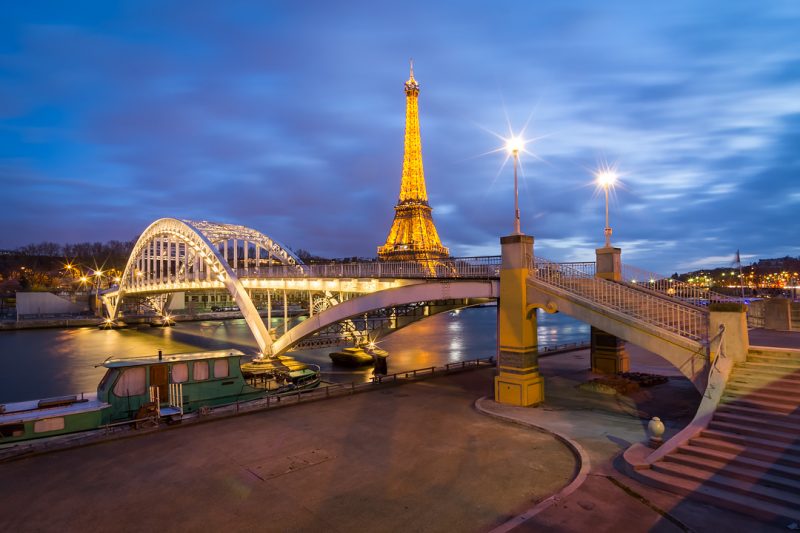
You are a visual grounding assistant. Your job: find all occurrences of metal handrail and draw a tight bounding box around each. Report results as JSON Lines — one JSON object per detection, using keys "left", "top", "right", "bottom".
{"left": 531, "top": 257, "right": 708, "bottom": 342}
{"left": 621, "top": 263, "right": 739, "bottom": 307}
{"left": 237, "top": 255, "right": 502, "bottom": 280}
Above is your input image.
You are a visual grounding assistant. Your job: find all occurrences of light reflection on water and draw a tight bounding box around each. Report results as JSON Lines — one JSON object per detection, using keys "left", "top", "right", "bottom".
{"left": 0, "top": 306, "right": 588, "bottom": 402}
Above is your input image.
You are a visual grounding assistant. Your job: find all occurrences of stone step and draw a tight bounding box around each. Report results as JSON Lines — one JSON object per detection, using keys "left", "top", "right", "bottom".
{"left": 719, "top": 395, "right": 797, "bottom": 415}
{"left": 686, "top": 436, "right": 800, "bottom": 469}
{"left": 742, "top": 353, "right": 800, "bottom": 363}
{"left": 700, "top": 428, "right": 800, "bottom": 457}
{"left": 736, "top": 362, "right": 800, "bottom": 379}
{"left": 651, "top": 460, "right": 800, "bottom": 510}
{"left": 714, "top": 403, "right": 800, "bottom": 425}
{"left": 713, "top": 410, "right": 800, "bottom": 434}
{"left": 748, "top": 348, "right": 800, "bottom": 360}
{"left": 725, "top": 379, "right": 800, "bottom": 400}
{"left": 671, "top": 446, "right": 800, "bottom": 486}
{"left": 631, "top": 467, "right": 800, "bottom": 522}
{"left": 722, "top": 386, "right": 800, "bottom": 406}
{"left": 726, "top": 377, "right": 800, "bottom": 398}
{"left": 708, "top": 420, "right": 798, "bottom": 444}
{"left": 747, "top": 354, "right": 800, "bottom": 366}
{"left": 727, "top": 373, "right": 800, "bottom": 391}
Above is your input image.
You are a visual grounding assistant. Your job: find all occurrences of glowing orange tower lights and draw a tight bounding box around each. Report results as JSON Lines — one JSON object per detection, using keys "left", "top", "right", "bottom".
{"left": 378, "top": 61, "right": 450, "bottom": 265}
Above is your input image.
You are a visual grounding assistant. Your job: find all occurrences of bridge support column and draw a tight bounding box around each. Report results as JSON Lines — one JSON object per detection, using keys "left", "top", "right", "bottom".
{"left": 495, "top": 234, "right": 544, "bottom": 407}
{"left": 592, "top": 246, "right": 629, "bottom": 374}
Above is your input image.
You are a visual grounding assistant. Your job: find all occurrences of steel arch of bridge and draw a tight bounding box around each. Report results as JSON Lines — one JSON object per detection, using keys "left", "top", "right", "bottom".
{"left": 272, "top": 280, "right": 500, "bottom": 355}
{"left": 107, "top": 218, "right": 302, "bottom": 354}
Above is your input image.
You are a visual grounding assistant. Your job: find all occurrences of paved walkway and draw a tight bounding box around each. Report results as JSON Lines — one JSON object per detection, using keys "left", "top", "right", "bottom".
{"left": 0, "top": 370, "right": 576, "bottom": 533}
{"left": 2, "top": 333, "right": 796, "bottom": 532}
{"left": 748, "top": 327, "right": 800, "bottom": 349}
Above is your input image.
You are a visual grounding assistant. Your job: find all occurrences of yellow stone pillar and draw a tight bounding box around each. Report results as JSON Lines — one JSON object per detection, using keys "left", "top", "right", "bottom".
{"left": 592, "top": 246, "right": 629, "bottom": 374}
{"left": 495, "top": 234, "right": 544, "bottom": 406}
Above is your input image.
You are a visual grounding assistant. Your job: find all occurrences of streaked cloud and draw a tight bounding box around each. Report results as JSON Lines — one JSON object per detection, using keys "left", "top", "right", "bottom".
{"left": 0, "top": 0, "right": 798, "bottom": 273}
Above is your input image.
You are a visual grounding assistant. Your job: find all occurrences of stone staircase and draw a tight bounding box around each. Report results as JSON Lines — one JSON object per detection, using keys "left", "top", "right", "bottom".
{"left": 626, "top": 346, "right": 800, "bottom": 523}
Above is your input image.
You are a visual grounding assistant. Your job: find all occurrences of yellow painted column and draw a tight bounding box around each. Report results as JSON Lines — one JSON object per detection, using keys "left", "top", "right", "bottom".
{"left": 495, "top": 234, "right": 544, "bottom": 406}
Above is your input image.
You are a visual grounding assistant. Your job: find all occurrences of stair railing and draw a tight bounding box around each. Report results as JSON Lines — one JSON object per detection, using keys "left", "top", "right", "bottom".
{"left": 531, "top": 256, "right": 708, "bottom": 343}
{"left": 621, "top": 263, "right": 740, "bottom": 307}
{"left": 641, "top": 324, "right": 731, "bottom": 465}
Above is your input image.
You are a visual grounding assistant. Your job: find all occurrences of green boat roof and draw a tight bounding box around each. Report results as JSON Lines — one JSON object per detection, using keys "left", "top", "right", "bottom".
{"left": 102, "top": 349, "right": 247, "bottom": 369}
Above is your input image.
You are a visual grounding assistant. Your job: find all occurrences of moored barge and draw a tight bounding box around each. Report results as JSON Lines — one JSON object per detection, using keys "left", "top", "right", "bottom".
{"left": 0, "top": 349, "right": 320, "bottom": 446}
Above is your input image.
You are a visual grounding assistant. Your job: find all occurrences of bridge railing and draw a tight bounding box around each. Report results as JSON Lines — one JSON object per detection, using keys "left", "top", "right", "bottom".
{"left": 621, "top": 263, "right": 740, "bottom": 307}
{"left": 554, "top": 262, "right": 596, "bottom": 277}
{"left": 236, "top": 256, "right": 502, "bottom": 280}
{"left": 531, "top": 257, "right": 708, "bottom": 343}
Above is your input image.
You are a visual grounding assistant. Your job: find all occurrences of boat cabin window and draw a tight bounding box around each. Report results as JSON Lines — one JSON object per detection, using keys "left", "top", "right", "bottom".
{"left": 97, "top": 369, "right": 119, "bottom": 394}
{"left": 0, "top": 423, "right": 24, "bottom": 438}
{"left": 213, "top": 359, "right": 229, "bottom": 378}
{"left": 171, "top": 363, "right": 188, "bottom": 383}
{"left": 113, "top": 367, "right": 146, "bottom": 397}
{"left": 193, "top": 361, "right": 209, "bottom": 381}
{"left": 34, "top": 417, "right": 65, "bottom": 433}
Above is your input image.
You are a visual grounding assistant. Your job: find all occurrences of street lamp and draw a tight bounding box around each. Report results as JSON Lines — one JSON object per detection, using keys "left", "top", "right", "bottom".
{"left": 506, "top": 136, "right": 524, "bottom": 235}
{"left": 92, "top": 270, "right": 104, "bottom": 317}
{"left": 595, "top": 169, "right": 618, "bottom": 247}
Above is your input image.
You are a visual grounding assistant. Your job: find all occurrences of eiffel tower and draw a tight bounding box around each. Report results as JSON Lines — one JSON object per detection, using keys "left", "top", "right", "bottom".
{"left": 378, "top": 62, "right": 449, "bottom": 265}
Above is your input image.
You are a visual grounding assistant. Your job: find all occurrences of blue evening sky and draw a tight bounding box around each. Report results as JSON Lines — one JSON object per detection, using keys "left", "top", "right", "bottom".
{"left": 1, "top": 1, "right": 798, "bottom": 274}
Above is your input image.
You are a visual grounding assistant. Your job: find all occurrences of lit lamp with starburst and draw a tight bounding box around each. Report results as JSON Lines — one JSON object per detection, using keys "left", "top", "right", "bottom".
{"left": 592, "top": 163, "right": 623, "bottom": 282}
{"left": 595, "top": 168, "right": 618, "bottom": 248}
{"left": 506, "top": 136, "right": 525, "bottom": 235}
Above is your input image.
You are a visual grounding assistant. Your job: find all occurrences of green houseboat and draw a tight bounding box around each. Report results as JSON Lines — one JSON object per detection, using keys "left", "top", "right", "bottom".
{"left": 0, "top": 349, "right": 320, "bottom": 445}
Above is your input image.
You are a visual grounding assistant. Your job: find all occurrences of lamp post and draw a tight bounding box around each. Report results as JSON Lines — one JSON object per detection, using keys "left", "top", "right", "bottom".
{"left": 93, "top": 270, "right": 104, "bottom": 317}
{"left": 596, "top": 170, "right": 617, "bottom": 248}
{"left": 506, "top": 136, "right": 524, "bottom": 235}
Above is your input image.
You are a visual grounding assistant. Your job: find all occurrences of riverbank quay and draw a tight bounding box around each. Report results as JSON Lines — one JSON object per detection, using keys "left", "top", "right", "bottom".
{"left": 479, "top": 344, "right": 788, "bottom": 532}
{"left": 0, "top": 308, "right": 305, "bottom": 331}
{"left": 0, "top": 368, "right": 578, "bottom": 533}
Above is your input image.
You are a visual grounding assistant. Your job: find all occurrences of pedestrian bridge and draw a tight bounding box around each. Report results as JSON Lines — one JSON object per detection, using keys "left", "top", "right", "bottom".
{"left": 102, "top": 218, "right": 738, "bottom": 383}
{"left": 101, "top": 218, "right": 500, "bottom": 354}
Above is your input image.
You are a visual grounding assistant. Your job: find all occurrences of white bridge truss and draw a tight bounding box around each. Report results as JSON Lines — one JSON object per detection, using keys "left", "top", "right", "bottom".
{"left": 104, "top": 218, "right": 303, "bottom": 354}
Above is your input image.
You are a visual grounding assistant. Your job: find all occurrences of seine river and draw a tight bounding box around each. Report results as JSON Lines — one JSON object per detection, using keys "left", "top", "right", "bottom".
{"left": 0, "top": 306, "right": 589, "bottom": 403}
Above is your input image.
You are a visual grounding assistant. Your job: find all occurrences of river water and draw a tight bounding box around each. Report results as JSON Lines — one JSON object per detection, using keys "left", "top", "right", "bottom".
{"left": 0, "top": 306, "right": 589, "bottom": 403}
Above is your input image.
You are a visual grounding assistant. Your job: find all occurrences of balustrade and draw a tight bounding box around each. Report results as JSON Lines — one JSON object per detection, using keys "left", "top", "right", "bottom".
{"left": 531, "top": 257, "right": 708, "bottom": 342}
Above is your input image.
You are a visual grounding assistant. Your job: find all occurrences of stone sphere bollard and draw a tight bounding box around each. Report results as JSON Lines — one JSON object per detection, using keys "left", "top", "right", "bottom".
{"left": 648, "top": 416, "right": 665, "bottom": 448}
